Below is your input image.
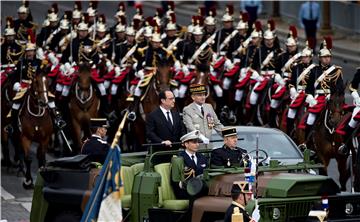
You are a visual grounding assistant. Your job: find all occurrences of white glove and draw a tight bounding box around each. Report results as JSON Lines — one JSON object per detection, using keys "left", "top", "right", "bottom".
{"left": 289, "top": 87, "right": 297, "bottom": 99}
{"left": 106, "top": 60, "right": 114, "bottom": 72}
{"left": 132, "top": 62, "right": 138, "bottom": 70}
{"left": 48, "top": 52, "right": 58, "bottom": 66}
{"left": 114, "top": 66, "right": 121, "bottom": 77}
{"left": 68, "top": 67, "right": 75, "bottom": 75}
{"left": 36, "top": 48, "right": 45, "bottom": 60}
{"left": 64, "top": 62, "right": 71, "bottom": 72}
{"left": 274, "top": 74, "right": 285, "bottom": 86}
{"left": 174, "top": 60, "right": 181, "bottom": 72}
{"left": 352, "top": 91, "right": 360, "bottom": 106}
{"left": 199, "top": 134, "right": 210, "bottom": 144}
{"left": 224, "top": 59, "right": 233, "bottom": 71}
{"left": 306, "top": 94, "right": 317, "bottom": 107}
{"left": 251, "top": 204, "right": 260, "bottom": 222}
{"left": 136, "top": 69, "right": 145, "bottom": 79}
{"left": 59, "top": 64, "right": 66, "bottom": 74}
{"left": 182, "top": 65, "right": 190, "bottom": 76}
{"left": 251, "top": 70, "right": 264, "bottom": 82}
{"left": 13, "top": 82, "right": 21, "bottom": 92}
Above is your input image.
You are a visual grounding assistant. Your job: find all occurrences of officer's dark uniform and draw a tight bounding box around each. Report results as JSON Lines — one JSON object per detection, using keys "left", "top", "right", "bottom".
{"left": 161, "top": 35, "right": 176, "bottom": 49}
{"left": 48, "top": 29, "right": 69, "bottom": 53}
{"left": 213, "top": 26, "right": 234, "bottom": 53}
{"left": 13, "top": 57, "right": 41, "bottom": 83}
{"left": 1, "top": 39, "right": 24, "bottom": 65}
{"left": 37, "top": 24, "right": 58, "bottom": 48}
{"left": 61, "top": 35, "right": 99, "bottom": 65}
{"left": 224, "top": 202, "right": 252, "bottom": 222}
{"left": 288, "top": 61, "right": 312, "bottom": 90}
{"left": 305, "top": 63, "right": 344, "bottom": 96}
{"left": 81, "top": 118, "right": 110, "bottom": 164}
{"left": 94, "top": 34, "right": 112, "bottom": 60}
{"left": 277, "top": 49, "right": 299, "bottom": 75}
{"left": 228, "top": 32, "right": 247, "bottom": 60}
{"left": 114, "top": 40, "right": 135, "bottom": 66}
{"left": 251, "top": 42, "right": 283, "bottom": 72}
{"left": 211, "top": 127, "right": 247, "bottom": 167}
{"left": 14, "top": 18, "right": 34, "bottom": 41}
{"left": 224, "top": 181, "right": 253, "bottom": 222}
{"left": 211, "top": 144, "right": 247, "bottom": 167}
{"left": 144, "top": 45, "right": 174, "bottom": 67}
{"left": 181, "top": 38, "right": 210, "bottom": 71}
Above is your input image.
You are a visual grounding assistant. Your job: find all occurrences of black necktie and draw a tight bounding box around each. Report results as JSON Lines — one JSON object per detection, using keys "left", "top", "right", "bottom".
{"left": 309, "top": 2, "right": 313, "bottom": 20}
{"left": 201, "top": 106, "right": 204, "bottom": 116}
{"left": 166, "top": 111, "right": 173, "bottom": 126}
{"left": 191, "top": 155, "right": 196, "bottom": 166}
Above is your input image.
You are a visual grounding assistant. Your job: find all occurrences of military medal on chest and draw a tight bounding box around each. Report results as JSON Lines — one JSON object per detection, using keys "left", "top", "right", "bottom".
{"left": 206, "top": 113, "right": 215, "bottom": 129}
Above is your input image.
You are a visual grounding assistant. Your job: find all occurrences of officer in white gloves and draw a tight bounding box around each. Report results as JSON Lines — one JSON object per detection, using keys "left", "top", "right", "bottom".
{"left": 183, "top": 84, "right": 224, "bottom": 148}
{"left": 338, "top": 67, "right": 360, "bottom": 155}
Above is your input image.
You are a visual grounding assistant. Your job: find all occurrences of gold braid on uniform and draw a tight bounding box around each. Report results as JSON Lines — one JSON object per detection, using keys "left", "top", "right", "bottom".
{"left": 248, "top": 46, "right": 259, "bottom": 67}
{"left": 196, "top": 47, "right": 213, "bottom": 65}
{"left": 137, "top": 46, "right": 148, "bottom": 57}
{"left": 184, "top": 168, "right": 195, "bottom": 181}
{"left": 27, "top": 63, "right": 36, "bottom": 79}
{"left": 79, "top": 42, "right": 99, "bottom": 63}
{"left": 320, "top": 67, "right": 342, "bottom": 90}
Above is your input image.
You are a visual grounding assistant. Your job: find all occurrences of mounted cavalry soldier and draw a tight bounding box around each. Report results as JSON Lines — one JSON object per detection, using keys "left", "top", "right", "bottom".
{"left": 14, "top": 1, "right": 36, "bottom": 42}
{"left": 203, "top": 7, "right": 216, "bottom": 40}
{"left": 286, "top": 40, "right": 315, "bottom": 135}
{"left": 248, "top": 19, "right": 283, "bottom": 126}
{"left": 233, "top": 20, "right": 262, "bottom": 106}
{"left": 302, "top": 37, "right": 344, "bottom": 142}
{"left": 7, "top": 35, "right": 65, "bottom": 134}
{"left": 47, "top": 13, "right": 71, "bottom": 54}
{"left": 213, "top": 4, "right": 235, "bottom": 54}
{"left": 36, "top": 3, "right": 59, "bottom": 48}
{"left": 1, "top": 17, "right": 24, "bottom": 66}
{"left": 268, "top": 26, "right": 301, "bottom": 128}
{"left": 337, "top": 67, "right": 360, "bottom": 155}
{"left": 60, "top": 15, "right": 99, "bottom": 65}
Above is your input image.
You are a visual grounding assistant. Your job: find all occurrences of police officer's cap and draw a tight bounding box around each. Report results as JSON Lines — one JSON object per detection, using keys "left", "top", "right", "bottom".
{"left": 180, "top": 130, "right": 201, "bottom": 143}
{"left": 189, "top": 84, "right": 206, "bottom": 95}
{"left": 222, "top": 127, "right": 237, "bottom": 137}
{"left": 90, "top": 118, "right": 110, "bottom": 128}
{"left": 231, "top": 181, "right": 252, "bottom": 194}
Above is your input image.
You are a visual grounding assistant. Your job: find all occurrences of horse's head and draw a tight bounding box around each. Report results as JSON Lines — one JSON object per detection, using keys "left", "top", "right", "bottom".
{"left": 193, "top": 67, "right": 210, "bottom": 85}
{"left": 31, "top": 69, "right": 49, "bottom": 108}
{"left": 327, "top": 91, "right": 345, "bottom": 126}
{"left": 155, "top": 63, "right": 171, "bottom": 91}
{"left": 77, "top": 63, "right": 92, "bottom": 92}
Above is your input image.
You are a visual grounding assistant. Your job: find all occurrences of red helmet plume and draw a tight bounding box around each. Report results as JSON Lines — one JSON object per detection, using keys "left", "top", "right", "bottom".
{"left": 267, "top": 19, "right": 275, "bottom": 31}
{"left": 240, "top": 11, "right": 249, "bottom": 22}
{"left": 289, "top": 25, "right": 297, "bottom": 39}
{"left": 226, "top": 4, "right": 234, "bottom": 15}
{"left": 74, "top": 1, "right": 82, "bottom": 11}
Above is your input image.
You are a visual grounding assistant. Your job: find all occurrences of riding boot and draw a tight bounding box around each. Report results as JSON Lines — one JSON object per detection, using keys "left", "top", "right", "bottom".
{"left": 99, "top": 95, "right": 109, "bottom": 117}
{"left": 338, "top": 125, "right": 354, "bottom": 155}
{"left": 50, "top": 108, "right": 66, "bottom": 129}
{"left": 127, "top": 96, "right": 140, "bottom": 121}
{"left": 247, "top": 105, "right": 257, "bottom": 126}
{"left": 286, "top": 118, "right": 295, "bottom": 136}
{"left": 269, "top": 108, "right": 278, "bottom": 128}
{"left": 6, "top": 109, "right": 20, "bottom": 135}
{"left": 305, "top": 124, "right": 314, "bottom": 141}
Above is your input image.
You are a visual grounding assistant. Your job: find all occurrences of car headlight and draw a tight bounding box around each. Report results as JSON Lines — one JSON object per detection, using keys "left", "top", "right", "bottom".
{"left": 273, "top": 207, "right": 281, "bottom": 220}
{"left": 345, "top": 203, "right": 354, "bottom": 215}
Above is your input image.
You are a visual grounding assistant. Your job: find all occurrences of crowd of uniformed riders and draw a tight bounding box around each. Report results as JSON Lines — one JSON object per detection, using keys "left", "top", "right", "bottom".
{"left": 1, "top": 1, "right": 360, "bottom": 221}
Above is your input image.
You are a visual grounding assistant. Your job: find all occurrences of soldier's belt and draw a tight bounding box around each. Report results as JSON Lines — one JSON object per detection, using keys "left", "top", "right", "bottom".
{"left": 219, "top": 51, "right": 226, "bottom": 56}
{"left": 316, "top": 89, "right": 330, "bottom": 94}
{"left": 21, "top": 79, "right": 32, "bottom": 84}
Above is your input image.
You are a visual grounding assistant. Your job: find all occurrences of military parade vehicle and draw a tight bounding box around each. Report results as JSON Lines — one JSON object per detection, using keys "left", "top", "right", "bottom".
{"left": 30, "top": 127, "right": 360, "bottom": 222}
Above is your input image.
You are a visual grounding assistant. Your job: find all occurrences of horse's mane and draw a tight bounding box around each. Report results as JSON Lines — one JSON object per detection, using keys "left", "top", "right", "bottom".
{"left": 78, "top": 63, "right": 91, "bottom": 74}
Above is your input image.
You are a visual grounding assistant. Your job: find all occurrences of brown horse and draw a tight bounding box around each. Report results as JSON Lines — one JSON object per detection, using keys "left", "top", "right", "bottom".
{"left": 126, "top": 64, "right": 172, "bottom": 152}
{"left": 303, "top": 92, "right": 351, "bottom": 190}
{"left": 1, "top": 71, "right": 17, "bottom": 167}
{"left": 68, "top": 63, "right": 100, "bottom": 153}
{"left": 19, "top": 70, "right": 53, "bottom": 188}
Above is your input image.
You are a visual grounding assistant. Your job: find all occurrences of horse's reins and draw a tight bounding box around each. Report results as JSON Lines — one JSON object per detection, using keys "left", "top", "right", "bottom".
{"left": 27, "top": 76, "right": 48, "bottom": 117}
{"left": 75, "top": 82, "right": 94, "bottom": 104}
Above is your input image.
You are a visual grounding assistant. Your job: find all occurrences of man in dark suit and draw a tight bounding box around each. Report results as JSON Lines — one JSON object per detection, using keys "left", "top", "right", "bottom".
{"left": 81, "top": 118, "right": 110, "bottom": 164}
{"left": 224, "top": 181, "right": 254, "bottom": 222}
{"left": 146, "top": 89, "right": 186, "bottom": 164}
{"left": 211, "top": 127, "right": 247, "bottom": 167}
{"left": 171, "top": 130, "right": 208, "bottom": 199}
{"left": 146, "top": 89, "right": 186, "bottom": 150}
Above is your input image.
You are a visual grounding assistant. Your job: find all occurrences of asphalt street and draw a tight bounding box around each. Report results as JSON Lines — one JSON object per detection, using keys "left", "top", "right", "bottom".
{"left": 0, "top": 1, "right": 357, "bottom": 221}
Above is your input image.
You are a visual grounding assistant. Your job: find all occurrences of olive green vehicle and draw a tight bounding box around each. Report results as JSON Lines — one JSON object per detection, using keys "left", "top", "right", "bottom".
{"left": 30, "top": 148, "right": 360, "bottom": 222}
